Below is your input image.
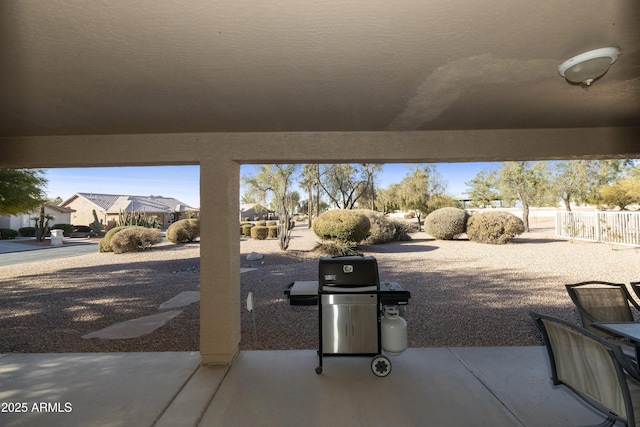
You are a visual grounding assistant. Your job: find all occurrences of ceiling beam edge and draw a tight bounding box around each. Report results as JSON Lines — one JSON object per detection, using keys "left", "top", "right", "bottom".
{"left": 0, "top": 127, "right": 638, "bottom": 168}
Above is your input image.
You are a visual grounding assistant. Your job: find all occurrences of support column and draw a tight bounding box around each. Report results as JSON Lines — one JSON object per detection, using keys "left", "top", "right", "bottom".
{"left": 199, "top": 157, "right": 241, "bottom": 365}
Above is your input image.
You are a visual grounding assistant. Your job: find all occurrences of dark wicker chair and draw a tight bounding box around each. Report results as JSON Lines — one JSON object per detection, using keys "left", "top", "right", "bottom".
{"left": 630, "top": 282, "right": 640, "bottom": 302}
{"left": 565, "top": 281, "right": 640, "bottom": 339}
{"left": 531, "top": 312, "right": 640, "bottom": 426}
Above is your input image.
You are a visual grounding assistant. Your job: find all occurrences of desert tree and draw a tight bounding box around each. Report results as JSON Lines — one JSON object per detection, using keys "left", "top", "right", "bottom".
{"left": 552, "top": 160, "right": 630, "bottom": 211}
{"left": 395, "top": 165, "right": 448, "bottom": 231}
{"left": 317, "top": 164, "right": 382, "bottom": 209}
{"left": 464, "top": 169, "right": 500, "bottom": 208}
{"left": 32, "top": 206, "right": 55, "bottom": 242}
{"left": 242, "top": 164, "right": 299, "bottom": 250}
{"left": 299, "top": 164, "right": 320, "bottom": 228}
{"left": 498, "top": 161, "right": 553, "bottom": 232}
{"left": 598, "top": 176, "right": 640, "bottom": 210}
{"left": 0, "top": 168, "right": 47, "bottom": 216}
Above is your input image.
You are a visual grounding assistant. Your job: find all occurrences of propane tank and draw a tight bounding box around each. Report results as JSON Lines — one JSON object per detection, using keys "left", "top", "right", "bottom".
{"left": 381, "top": 305, "right": 407, "bottom": 355}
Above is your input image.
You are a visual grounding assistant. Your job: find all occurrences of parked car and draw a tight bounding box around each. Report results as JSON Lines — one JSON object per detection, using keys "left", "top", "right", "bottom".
{"left": 70, "top": 225, "right": 95, "bottom": 238}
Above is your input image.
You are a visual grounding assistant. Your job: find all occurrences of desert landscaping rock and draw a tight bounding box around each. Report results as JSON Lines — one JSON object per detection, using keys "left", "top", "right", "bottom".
{"left": 246, "top": 252, "right": 264, "bottom": 261}
{"left": 1, "top": 218, "right": 639, "bottom": 354}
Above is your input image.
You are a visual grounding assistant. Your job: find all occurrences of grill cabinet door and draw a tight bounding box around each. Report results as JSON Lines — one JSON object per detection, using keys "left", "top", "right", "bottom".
{"left": 321, "top": 294, "right": 378, "bottom": 354}
{"left": 322, "top": 303, "right": 351, "bottom": 354}
{"left": 348, "top": 303, "right": 378, "bottom": 353}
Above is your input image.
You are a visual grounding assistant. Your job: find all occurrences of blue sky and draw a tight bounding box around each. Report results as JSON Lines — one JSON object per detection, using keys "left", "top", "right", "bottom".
{"left": 45, "top": 166, "right": 202, "bottom": 208}
{"left": 44, "top": 162, "right": 501, "bottom": 208}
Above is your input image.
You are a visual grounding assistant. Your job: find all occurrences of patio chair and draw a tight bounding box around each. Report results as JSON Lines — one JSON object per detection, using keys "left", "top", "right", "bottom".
{"left": 630, "top": 282, "right": 640, "bottom": 302}
{"left": 530, "top": 312, "right": 640, "bottom": 426}
{"left": 565, "top": 281, "right": 640, "bottom": 339}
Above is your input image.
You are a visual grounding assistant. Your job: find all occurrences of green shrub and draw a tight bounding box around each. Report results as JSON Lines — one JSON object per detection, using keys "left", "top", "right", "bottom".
{"left": 267, "top": 225, "right": 278, "bottom": 239}
{"left": 99, "top": 226, "right": 130, "bottom": 252}
{"left": 110, "top": 226, "right": 163, "bottom": 253}
{"left": 0, "top": 228, "right": 19, "bottom": 239}
{"left": 312, "top": 210, "right": 370, "bottom": 243}
{"left": 250, "top": 225, "right": 269, "bottom": 240}
{"left": 51, "top": 223, "right": 74, "bottom": 237}
{"left": 256, "top": 220, "right": 267, "bottom": 226}
{"left": 356, "top": 210, "right": 396, "bottom": 244}
{"left": 424, "top": 207, "right": 469, "bottom": 240}
{"left": 466, "top": 211, "right": 525, "bottom": 244}
{"left": 18, "top": 227, "right": 36, "bottom": 237}
{"left": 266, "top": 221, "right": 277, "bottom": 227}
{"left": 241, "top": 224, "right": 254, "bottom": 237}
{"left": 166, "top": 219, "right": 200, "bottom": 243}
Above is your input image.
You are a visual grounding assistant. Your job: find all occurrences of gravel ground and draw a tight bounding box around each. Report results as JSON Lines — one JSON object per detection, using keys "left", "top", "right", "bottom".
{"left": 1, "top": 217, "right": 639, "bottom": 354}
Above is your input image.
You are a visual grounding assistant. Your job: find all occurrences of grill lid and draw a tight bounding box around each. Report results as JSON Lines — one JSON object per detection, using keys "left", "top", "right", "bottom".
{"left": 318, "top": 256, "right": 379, "bottom": 288}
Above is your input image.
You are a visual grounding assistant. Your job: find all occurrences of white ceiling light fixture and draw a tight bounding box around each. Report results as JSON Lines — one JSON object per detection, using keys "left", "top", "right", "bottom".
{"left": 558, "top": 47, "right": 620, "bottom": 86}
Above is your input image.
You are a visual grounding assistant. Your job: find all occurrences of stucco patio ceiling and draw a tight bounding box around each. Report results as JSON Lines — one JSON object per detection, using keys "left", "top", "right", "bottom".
{"left": 1, "top": 0, "right": 639, "bottom": 137}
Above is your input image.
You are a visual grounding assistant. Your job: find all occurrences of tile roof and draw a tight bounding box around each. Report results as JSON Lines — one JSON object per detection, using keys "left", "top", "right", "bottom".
{"left": 75, "top": 193, "right": 196, "bottom": 213}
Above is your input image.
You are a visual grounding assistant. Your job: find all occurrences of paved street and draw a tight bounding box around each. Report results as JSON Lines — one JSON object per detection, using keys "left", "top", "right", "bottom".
{"left": 0, "top": 239, "right": 98, "bottom": 267}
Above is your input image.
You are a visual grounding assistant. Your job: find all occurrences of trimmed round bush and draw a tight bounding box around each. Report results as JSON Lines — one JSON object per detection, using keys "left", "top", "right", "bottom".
{"left": 267, "top": 225, "right": 278, "bottom": 239}
{"left": 167, "top": 219, "right": 200, "bottom": 243}
{"left": 266, "top": 221, "right": 277, "bottom": 227}
{"left": 241, "top": 223, "right": 254, "bottom": 237}
{"left": 0, "top": 228, "right": 19, "bottom": 239}
{"left": 99, "top": 226, "right": 130, "bottom": 252}
{"left": 466, "top": 211, "right": 525, "bottom": 244}
{"left": 356, "top": 210, "right": 396, "bottom": 245}
{"left": 312, "top": 209, "right": 370, "bottom": 243}
{"left": 424, "top": 207, "right": 469, "bottom": 240}
{"left": 250, "top": 225, "right": 269, "bottom": 240}
{"left": 110, "top": 226, "right": 163, "bottom": 253}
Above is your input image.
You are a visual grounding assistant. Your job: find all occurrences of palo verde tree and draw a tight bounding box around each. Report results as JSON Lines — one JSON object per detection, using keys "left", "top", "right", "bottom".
{"left": 0, "top": 169, "right": 47, "bottom": 216}
{"left": 498, "top": 161, "right": 554, "bottom": 232}
{"left": 242, "top": 164, "right": 299, "bottom": 250}
{"left": 599, "top": 176, "right": 640, "bottom": 210}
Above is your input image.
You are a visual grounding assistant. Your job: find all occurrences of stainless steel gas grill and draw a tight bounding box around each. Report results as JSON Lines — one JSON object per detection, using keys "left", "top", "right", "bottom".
{"left": 285, "top": 255, "right": 410, "bottom": 377}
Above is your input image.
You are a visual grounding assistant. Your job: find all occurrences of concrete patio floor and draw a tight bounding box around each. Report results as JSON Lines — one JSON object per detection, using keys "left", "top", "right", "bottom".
{"left": 0, "top": 346, "right": 605, "bottom": 427}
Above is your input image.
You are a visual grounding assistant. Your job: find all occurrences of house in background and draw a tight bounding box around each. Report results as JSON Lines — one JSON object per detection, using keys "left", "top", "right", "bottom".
{"left": 0, "top": 204, "right": 74, "bottom": 231}
{"left": 60, "top": 193, "right": 198, "bottom": 230}
{"left": 239, "top": 203, "right": 270, "bottom": 221}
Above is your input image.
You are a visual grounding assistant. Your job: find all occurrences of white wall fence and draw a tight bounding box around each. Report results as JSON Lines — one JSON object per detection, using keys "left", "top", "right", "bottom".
{"left": 556, "top": 211, "right": 640, "bottom": 247}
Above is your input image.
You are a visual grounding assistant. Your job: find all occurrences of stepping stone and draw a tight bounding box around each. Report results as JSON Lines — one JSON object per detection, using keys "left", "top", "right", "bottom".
{"left": 159, "top": 291, "right": 200, "bottom": 310}
{"left": 82, "top": 310, "right": 183, "bottom": 340}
